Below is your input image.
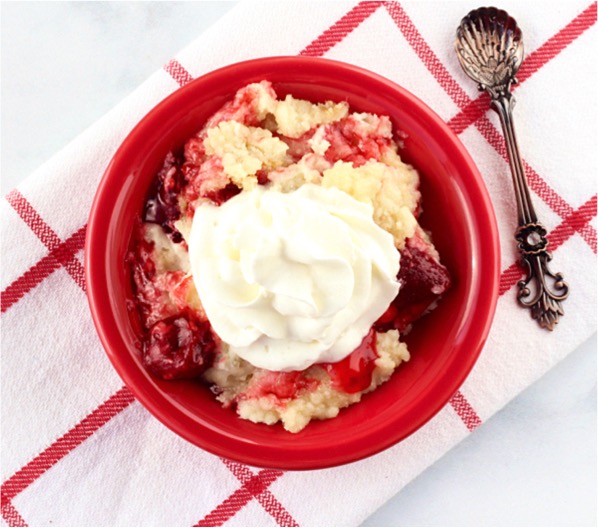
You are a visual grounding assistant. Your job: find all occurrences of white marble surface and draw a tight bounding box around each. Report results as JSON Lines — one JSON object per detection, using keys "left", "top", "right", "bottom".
{"left": 1, "top": 2, "right": 596, "bottom": 526}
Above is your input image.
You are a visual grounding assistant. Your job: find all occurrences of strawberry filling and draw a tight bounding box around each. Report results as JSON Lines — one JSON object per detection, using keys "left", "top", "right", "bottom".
{"left": 144, "top": 313, "right": 218, "bottom": 380}
{"left": 242, "top": 371, "right": 320, "bottom": 403}
{"left": 322, "top": 115, "right": 393, "bottom": 166}
{"left": 375, "top": 233, "right": 451, "bottom": 333}
{"left": 323, "top": 328, "right": 378, "bottom": 394}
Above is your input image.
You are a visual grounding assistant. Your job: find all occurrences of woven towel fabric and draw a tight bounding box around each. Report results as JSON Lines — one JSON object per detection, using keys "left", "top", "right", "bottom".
{"left": 1, "top": 2, "right": 597, "bottom": 527}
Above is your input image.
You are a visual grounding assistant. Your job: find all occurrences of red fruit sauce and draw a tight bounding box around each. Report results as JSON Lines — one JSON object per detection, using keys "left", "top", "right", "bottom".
{"left": 243, "top": 371, "right": 320, "bottom": 402}
{"left": 375, "top": 234, "right": 451, "bottom": 333}
{"left": 323, "top": 329, "right": 378, "bottom": 394}
{"left": 144, "top": 152, "right": 186, "bottom": 242}
{"left": 143, "top": 312, "right": 218, "bottom": 380}
{"left": 322, "top": 116, "right": 392, "bottom": 167}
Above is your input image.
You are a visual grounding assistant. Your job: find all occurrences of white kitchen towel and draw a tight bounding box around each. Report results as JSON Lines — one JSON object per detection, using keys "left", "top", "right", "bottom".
{"left": 1, "top": 1, "right": 596, "bottom": 526}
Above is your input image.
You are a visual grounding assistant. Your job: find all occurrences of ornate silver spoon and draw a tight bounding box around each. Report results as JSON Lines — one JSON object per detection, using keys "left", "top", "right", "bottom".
{"left": 455, "top": 7, "right": 569, "bottom": 330}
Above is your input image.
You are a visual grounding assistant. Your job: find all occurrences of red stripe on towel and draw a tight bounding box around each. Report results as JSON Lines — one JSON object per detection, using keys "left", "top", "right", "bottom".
{"left": 1, "top": 225, "right": 87, "bottom": 312}
{"left": 1, "top": 386, "right": 135, "bottom": 502}
{"left": 164, "top": 58, "right": 194, "bottom": 87}
{"left": 300, "top": 1, "right": 383, "bottom": 57}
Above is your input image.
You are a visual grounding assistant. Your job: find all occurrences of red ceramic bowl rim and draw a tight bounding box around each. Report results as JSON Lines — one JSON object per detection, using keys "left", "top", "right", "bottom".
{"left": 85, "top": 56, "right": 500, "bottom": 470}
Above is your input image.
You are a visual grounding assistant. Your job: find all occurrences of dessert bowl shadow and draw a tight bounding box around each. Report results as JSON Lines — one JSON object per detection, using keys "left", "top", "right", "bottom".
{"left": 85, "top": 56, "right": 500, "bottom": 470}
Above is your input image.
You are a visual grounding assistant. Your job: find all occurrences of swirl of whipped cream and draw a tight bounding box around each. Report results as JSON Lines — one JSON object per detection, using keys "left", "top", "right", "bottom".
{"left": 188, "top": 184, "right": 400, "bottom": 371}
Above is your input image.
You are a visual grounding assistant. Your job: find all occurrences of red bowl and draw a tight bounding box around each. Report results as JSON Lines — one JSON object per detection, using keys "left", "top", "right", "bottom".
{"left": 85, "top": 56, "right": 499, "bottom": 470}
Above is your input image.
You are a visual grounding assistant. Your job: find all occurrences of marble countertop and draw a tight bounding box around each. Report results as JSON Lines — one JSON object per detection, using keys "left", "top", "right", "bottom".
{"left": 2, "top": 3, "right": 595, "bottom": 526}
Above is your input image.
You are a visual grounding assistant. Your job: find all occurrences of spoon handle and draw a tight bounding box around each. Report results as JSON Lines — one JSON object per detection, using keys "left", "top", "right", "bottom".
{"left": 491, "top": 92, "right": 569, "bottom": 330}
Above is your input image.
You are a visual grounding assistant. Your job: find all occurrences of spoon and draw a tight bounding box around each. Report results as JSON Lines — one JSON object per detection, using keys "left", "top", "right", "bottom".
{"left": 455, "top": 7, "right": 569, "bottom": 330}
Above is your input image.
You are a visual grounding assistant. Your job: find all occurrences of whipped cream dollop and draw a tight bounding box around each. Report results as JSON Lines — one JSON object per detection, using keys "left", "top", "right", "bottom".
{"left": 188, "top": 184, "right": 400, "bottom": 371}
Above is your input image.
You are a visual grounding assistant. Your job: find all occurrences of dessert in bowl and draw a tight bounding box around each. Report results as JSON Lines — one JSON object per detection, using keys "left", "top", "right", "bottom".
{"left": 85, "top": 57, "right": 499, "bottom": 469}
